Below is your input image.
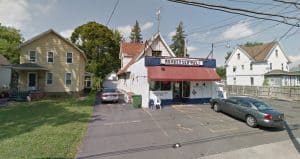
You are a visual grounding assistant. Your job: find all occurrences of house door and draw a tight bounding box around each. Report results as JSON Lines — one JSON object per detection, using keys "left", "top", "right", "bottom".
{"left": 28, "top": 72, "right": 37, "bottom": 91}
{"left": 173, "top": 81, "right": 190, "bottom": 103}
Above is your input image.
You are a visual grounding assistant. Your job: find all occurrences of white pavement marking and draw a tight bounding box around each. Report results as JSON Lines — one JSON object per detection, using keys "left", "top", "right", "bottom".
{"left": 144, "top": 109, "right": 169, "bottom": 137}
{"left": 103, "top": 120, "right": 141, "bottom": 126}
{"left": 177, "top": 124, "right": 193, "bottom": 133}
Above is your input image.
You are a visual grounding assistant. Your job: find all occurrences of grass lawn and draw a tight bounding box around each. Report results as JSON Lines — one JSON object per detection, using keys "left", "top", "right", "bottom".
{"left": 0, "top": 93, "right": 95, "bottom": 159}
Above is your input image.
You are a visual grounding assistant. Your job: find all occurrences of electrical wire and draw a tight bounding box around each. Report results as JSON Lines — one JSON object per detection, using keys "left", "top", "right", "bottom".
{"left": 106, "top": 0, "right": 120, "bottom": 26}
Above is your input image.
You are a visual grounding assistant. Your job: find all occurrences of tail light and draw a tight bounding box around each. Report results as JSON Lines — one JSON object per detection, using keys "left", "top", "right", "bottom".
{"left": 264, "top": 114, "right": 272, "bottom": 120}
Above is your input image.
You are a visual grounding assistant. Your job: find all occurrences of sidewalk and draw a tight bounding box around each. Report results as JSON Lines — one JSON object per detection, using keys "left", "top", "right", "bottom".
{"left": 197, "top": 138, "right": 300, "bottom": 159}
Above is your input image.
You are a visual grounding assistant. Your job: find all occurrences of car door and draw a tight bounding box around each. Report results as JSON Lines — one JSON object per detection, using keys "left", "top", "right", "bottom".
{"left": 222, "top": 98, "right": 238, "bottom": 116}
{"left": 234, "top": 99, "right": 252, "bottom": 120}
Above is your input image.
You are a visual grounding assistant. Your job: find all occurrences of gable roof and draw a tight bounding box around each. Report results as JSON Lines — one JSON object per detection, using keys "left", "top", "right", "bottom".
{"left": 19, "top": 29, "right": 87, "bottom": 62}
{"left": 120, "top": 42, "right": 145, "bottom": 57}
{"left": 239, "top": 41, "right": 276, "bottom": 62}
{"left": 117, "top": 33, "right": 176, "bottom": 75}
{"left": 0, "top": 54, "right": 10, "bottom": 65}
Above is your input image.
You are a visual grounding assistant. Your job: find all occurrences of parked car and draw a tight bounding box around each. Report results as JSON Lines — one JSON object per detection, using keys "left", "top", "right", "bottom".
{"left": 100, "top": 88, "right": 119, "bottom": 103}
{"left": 210, "top": 96, "right": 285, "bottom": 128}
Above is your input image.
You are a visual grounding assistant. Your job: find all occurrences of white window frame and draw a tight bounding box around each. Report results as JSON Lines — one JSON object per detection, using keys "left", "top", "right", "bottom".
{"left": 28, "top": 50, "right": 37, "bottom": 63}
{"left": 47, "top": 51, "right": 54, "bottom": 63}
{"left": 66, "top": 52, "right": 73, "bottom": 64}
{"left": 46, "top": 72, "right": 53, "bottom": 85}
{"left": 65, "top": 72, "right": 72, "bottom": 85}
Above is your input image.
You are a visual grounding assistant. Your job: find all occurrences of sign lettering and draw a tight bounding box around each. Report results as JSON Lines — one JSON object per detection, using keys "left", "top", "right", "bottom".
{"left": 161, "top": 58, "right": 203, "bottom": 66}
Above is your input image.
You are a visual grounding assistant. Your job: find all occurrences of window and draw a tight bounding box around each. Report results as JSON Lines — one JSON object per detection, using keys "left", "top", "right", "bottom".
{"left": 29, "top": 51, "right": 36, "bottom": 63}
{"left": 47, "top": 51, "right": 54, "bottom": 63}
{"left": 66, "top": 53, "right": 72, "bottom": 63}
{"left": 241, "top": 65, "right": 244, "bottom": 70}
{"left": 152, "top": 50, "right": 162, "bottom": 56}
{"left": 65, "top": 73, "right": 72, "bottom": 85}
{"left": 233, "top": 77, "right": 236, "bottom": 85}
{"left": 250, "top": 63, "right": 253, "bottom": 70}
{"left": 237, "top": 53, "right": 240, "bottom": 60}
{"left": 150, "top": 81, "right": 171, "bottom": 91}
{"left": 281, "top": 63, "right": 284, "bottom": 70}
{"left": 250, "top": 77, "right": 254, "bottom": 86}
{"left": 46, "top": 72, "right": 53, "bottom": 85}
{"left": 270, "top": 63, "right": 272, "bottom": 70}
{"left": 275, "top": 49, "right": 278, "bottom": 57}
{"left": 233, "top": 66, "right": 236, "bottom": 72}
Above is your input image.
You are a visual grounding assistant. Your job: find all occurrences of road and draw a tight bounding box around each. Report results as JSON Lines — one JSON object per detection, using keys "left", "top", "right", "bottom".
{"left": 76, "top": 97, "right": 300, "bottom": 159}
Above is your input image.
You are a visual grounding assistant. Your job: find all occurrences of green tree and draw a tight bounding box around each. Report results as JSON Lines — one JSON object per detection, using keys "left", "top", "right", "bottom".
{"left": 225, "top": 51, "right": 232, "bottom": 62}
{"left": 244, "top": 41, "right": 263, "bottom": 47}
{"left": 0, "top": 24, "right": 23, "bottom": 64}
{"left": 170, "top": 21, "right": 186, "bottom": 57}
{"left": 71, "top": 22, "right": 121, "bottom": 83}
{"left": 130, "top": 20, "right": 142, "bottom": 43}
{"left": 216, "top": 66, "right": 226, "bottom": 79}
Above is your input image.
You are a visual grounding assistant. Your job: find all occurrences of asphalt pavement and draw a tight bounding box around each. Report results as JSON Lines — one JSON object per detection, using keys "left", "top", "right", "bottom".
{"left": 76, "top": 97, "right": 300, "bottom": 159}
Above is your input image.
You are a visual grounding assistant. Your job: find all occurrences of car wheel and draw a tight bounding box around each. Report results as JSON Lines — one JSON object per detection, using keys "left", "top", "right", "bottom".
{"left": 246, "top": 115, "right": 257, "bottom": 128}
{"left": 213, "top": 103, "right": 220, "bottom": 112}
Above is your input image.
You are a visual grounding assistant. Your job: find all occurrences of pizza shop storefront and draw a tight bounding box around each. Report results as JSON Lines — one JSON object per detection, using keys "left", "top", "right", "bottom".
{"left": 145, "top": 56, "right": 222, "bottom": 106}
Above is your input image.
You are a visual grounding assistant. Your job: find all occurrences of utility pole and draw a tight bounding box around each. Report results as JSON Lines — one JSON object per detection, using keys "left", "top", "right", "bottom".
{"left": 184, "top": 39, "right": 188, "bottom": 57}
{"left": 211, "top": 43, "right": 214, "bottom": 58}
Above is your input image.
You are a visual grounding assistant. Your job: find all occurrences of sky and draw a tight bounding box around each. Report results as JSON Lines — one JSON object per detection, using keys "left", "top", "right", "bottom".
{"left": 1, "top": 0, "right": 300, "bottom": 67}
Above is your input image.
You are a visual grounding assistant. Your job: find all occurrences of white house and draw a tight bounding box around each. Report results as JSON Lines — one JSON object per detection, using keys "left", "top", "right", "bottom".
{"left": 226, "top": 41, "right": 291, "bottom": 86}
{"left": 0, "top": 54, "right": 11, "bottom": 91}
{"left": 117, "top": 33, "right": 222, "bottom": 108}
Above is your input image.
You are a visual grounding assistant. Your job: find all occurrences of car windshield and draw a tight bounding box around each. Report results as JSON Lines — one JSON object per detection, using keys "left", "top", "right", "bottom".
{"left": 103, "top": 88, "right": 116, "bottom": 93}
{"left": 251, "top": 101, "right": 272, "bottom": 111}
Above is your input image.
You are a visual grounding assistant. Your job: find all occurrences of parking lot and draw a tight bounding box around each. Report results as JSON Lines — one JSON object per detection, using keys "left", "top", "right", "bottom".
{"left": 77, "top": 97, "right": 300, "bottom": 159}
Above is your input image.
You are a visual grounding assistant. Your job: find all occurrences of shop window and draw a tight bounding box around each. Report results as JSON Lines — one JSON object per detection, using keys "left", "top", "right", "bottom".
{"left": 152, "top": 50, "right": 162, "bottom": 56}
{"left": 182, "top": 81, "right": 190, "bottom": 97}
{"left": 150, "top": 81, "right": 171, "bottom": 91}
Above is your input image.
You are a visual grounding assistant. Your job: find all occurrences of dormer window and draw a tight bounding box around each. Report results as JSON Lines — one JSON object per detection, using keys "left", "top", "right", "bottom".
{"left": 152, "top": 50, "right": 162, "bottom": 56}
{"left": 237, "top": 53, "right": 240, "bottom": 60}
{"left": 275, "top": 49, "right": 278, "bottom": 57}
{"left": 29, "top": 51, "right": 36, "bottom": 63}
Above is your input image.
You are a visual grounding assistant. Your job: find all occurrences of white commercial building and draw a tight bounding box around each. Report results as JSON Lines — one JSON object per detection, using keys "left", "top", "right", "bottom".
{"left": 226, "top": 41, "right": 291, "bottom": 86}
{"left": 117, "top": 33, "right": 223, "bottom": 108}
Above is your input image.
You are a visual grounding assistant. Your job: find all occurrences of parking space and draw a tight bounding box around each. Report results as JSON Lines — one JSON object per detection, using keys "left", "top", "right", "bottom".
{"left": 77, "top": 98, "right": 300, "bottom": 159}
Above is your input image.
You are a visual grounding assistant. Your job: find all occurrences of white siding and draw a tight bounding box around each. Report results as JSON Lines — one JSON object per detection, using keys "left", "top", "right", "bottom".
{"left": 226, "top": 44, "right": 290, "bottom": 86}
{"left": 0, "top": 67, "right": 11, "bottom": 90}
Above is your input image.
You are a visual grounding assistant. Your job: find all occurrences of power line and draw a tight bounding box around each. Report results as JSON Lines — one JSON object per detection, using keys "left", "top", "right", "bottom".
{"left": 106, "top": 0, "right": 120, "bottom": 26}
{"left": 225, "top": 0, "right": 282, "bottom": 7}
{"left": 273, "top": 0, "right": 300, "bottom": 6}
{"left": 168, "top": 0, "right": 300, "bottom": 27}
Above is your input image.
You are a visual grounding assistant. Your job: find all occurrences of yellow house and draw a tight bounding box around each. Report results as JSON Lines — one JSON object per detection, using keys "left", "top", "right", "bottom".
{"left": 13, "top": 29, "right": 87, "bottom": 94}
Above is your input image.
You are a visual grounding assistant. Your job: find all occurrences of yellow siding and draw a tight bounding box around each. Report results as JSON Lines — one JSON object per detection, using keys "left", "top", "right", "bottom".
{"left": 19, "top": 32, "right": 86, "bottom": 92}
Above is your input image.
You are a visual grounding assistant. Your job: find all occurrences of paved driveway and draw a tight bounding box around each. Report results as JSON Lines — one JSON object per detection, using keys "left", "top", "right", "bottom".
{"left": 76, "top": 98, "right": 300, "bottom": 159}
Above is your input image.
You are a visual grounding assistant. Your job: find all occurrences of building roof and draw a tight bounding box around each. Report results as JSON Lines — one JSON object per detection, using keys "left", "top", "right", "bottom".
{"left": 0, "top": 54, "right": 10, "bottom": 65}
{"left": 147, "top": 66, "right": 221, "bottom": 81}
{"left": 239, "top": 42, "right": 276, "bottom": 62}
{"left": 265, "top": 69, "right": 300, "bottom": 76}
{"left": 12, "top": 63, "right": 48, "bottom": 71}
{"left": 120, "top": 42, "right": 145, "bottom": 57}
{"left": 117, "top": 33, "right": 176, "bottom": 75}
{"left": 19, "top": 29, "right": 88, "bottom": 62}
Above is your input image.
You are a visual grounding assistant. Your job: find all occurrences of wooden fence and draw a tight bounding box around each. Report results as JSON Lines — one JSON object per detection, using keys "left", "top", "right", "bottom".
{"left": 225, "top": 85, "right": 300, "bottom": 101}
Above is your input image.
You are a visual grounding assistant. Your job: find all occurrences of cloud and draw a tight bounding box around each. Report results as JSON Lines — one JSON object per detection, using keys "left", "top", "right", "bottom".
{"left": 289, "top": 55, "right": 300, "bottom": 67}
{"left": 117, "top": 25, "right": 132, "bottom": 38}
{"left": 141, "top": 22, "right": 153, "bottom": 31}
{"left": 219, "top": 21, "right": 254, "bottom": 41}
{"left": 0, "top": 0, "right": 31, "bottom": 29}
{"left": 60, "top": 29, "right": 74, "bottom": 38}
{"left": 187, "top": 46, "right": 198, "bottom": 52}
{"left": 117, "top": 21, "right": 154, "bottom": 39}
{"left": 168, "top": 30, "right": 176, "bottom": 38}
{"left": 0, "top": 0, "right": 57, "bottom": 29}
